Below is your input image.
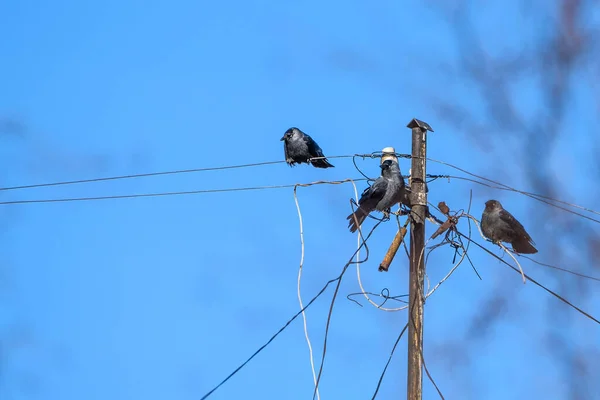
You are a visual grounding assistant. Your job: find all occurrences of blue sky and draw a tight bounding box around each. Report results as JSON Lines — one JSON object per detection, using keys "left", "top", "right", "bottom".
{"left": 1, "top": 1, "right": 599, "bottom": 399}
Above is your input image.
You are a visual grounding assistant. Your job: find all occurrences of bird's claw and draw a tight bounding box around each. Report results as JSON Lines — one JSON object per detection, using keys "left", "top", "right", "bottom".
{"left": 391, "top": 207, "right": 410, "bottom": 217}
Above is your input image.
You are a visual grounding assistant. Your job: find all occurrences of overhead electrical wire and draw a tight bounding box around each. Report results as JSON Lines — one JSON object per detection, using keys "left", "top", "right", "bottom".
{"left": 0, "top": 155, "right": 372, "bottom": 192}
{"left": 1, "top": 155, "right": 599, "bottom": 226}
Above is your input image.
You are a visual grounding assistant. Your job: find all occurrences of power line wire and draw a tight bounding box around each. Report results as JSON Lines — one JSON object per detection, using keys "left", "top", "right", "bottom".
{"left": 456, "top": 231, "right": 600, "bottom": 325}
{"left": 429, "top": 158, "right": 600, "bottom": 218}
{"left": 522, "top": 256, "right": 600, "bottom": 282}
{"left": 0, "top": 161, "right": 284, "bottom": 191}
{"left": 0, "top": 155, "right": 371, "bottom": 192}
{"left": 371, "top": 323, "right": 409, "bottom": 399}
{"left": 3, "top": 154, "right": 600, "bottom": 228}
{"left": 0, "top": 179, "right": 368, "bottom": 205}
{"left": 444, "top": 175, "right": 600, "bottom": 225}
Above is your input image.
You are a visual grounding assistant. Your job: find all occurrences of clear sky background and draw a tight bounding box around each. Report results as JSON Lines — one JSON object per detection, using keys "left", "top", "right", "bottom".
{"left": 1, "top": 1, "right": 599, "bottom": 399}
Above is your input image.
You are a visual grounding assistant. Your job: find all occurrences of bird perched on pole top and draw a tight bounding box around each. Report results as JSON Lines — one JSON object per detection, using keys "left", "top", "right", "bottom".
{"left": 280, "top": 127, "right": 334, "bottom": 169}
{"left": 481, "top": 199, "right": 538, "bottom": 254}
{"left": 347, "top": 159, "right": 406, "bottom": 233}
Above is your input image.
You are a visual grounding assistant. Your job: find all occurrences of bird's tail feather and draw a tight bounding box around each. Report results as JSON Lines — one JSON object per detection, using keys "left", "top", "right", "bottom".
{"left": 512, "top": 238, "right": 538, "bottom": 254}
{"left": 347, "top": 209, "right": 367, "bottom": 233}
{"left": 311, "top": 158, "right": 334, "bottom": 168}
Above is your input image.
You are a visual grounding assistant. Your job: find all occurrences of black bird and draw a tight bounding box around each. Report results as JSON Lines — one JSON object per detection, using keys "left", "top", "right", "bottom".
{"left": 380, "top": 149, "right": 411, "bottom": 208}
{"left": 347, "top": 159, "right": 405, "bottom": 233}
{"left": 481, "top": 199, "right": 538, "bottom": 254}
{"left": 281, "top": 127, "right": 334, "bottom": 169}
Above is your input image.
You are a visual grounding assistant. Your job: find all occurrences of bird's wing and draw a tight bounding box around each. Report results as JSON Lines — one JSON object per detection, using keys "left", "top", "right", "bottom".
{"left": 303, "top": 134, "right": 325, "bottom": 158}
{"left": 357, "top": 178, "right": 388, "bottom": 209}
{"left": 499, "top": 209, "right": 534, "bottom": 243}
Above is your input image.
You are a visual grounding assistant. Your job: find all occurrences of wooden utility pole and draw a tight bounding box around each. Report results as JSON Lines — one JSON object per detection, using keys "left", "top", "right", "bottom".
{"left": 406, "top": 118, "right": 433, "bottom": 400}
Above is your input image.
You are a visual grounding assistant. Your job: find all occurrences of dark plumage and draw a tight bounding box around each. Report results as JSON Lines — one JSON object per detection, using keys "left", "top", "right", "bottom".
{"left": 281, "top": 127, "right": 334, "bottom": 169}
{"left": 481, "top": 199, "right": 538, "bottom": 254}
{"left": 347, "top": 159, "right": 406, "bottom": 233}
{"left": 381, "top": 150, "right": 411, "bottom": 208}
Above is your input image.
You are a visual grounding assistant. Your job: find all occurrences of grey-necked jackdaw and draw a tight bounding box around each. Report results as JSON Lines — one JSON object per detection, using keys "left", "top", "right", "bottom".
{"left": 347, "top": 159, "right": 406, "bottom": 233}
{"left": 281, "top": 127, "right": 334, "bottom": 169}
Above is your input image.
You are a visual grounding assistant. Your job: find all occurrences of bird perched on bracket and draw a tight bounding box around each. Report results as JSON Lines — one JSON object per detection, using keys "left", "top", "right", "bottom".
{"left": 347, "top": 159, "right": 406, "bottom": 233}
{"left": 481, "top": 199, "right": 538, "bottom": 254}
{"left": 281, "top": 127, "right": 334, "bottom": 169}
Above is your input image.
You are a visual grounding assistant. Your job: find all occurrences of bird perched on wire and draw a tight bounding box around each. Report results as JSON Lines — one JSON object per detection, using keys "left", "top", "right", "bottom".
{"left": 347, "top": 159, "right": 406, "bottom": 233}
{"left": 481, "top": 199, "right": 538, "bottom": 254}
{"left": 281, "top": 127, "right": 334, "bottom": 169}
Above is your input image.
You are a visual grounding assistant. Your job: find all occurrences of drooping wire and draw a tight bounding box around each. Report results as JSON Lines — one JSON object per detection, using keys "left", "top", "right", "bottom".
{"left": 312, "top": 207, "right": 384, "bottom": 400}
{"left": 456, "top": 231, "right": 600, "bottom": 325}
{"left": 370, "top": 323, "right": 409, "bottom": 399}
{"left": 200, "top": 213, "right": 382, "bottom": 400}
{"left": 346, "top": 289, "right": 408, "bottom": 308}
{"left": 294, "top": 183, "right": 322, "bottom": 400}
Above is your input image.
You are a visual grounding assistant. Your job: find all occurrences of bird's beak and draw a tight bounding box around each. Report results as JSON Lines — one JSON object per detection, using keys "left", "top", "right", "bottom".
{"left": 280, "top": 136, "right": 285, "bottom": 141}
